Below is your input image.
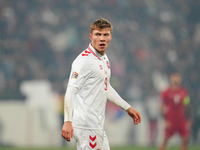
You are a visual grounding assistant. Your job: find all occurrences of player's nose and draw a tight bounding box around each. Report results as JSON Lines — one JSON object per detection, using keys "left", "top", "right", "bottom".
{"left": 100, "top": 36, "right": 105, "bottom": 41}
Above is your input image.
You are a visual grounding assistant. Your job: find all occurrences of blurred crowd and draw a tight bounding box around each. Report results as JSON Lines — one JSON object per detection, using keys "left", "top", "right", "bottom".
{"left": 0, "top": 0, "right": 200, "bottom": 144}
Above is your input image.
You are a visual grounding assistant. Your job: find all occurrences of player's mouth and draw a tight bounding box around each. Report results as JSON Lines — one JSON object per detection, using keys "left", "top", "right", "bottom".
{"left": 99, "top": 43, "right": 105, "bottom": 48}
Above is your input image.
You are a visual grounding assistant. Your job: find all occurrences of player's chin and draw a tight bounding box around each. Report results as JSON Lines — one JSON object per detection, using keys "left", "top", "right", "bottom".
{"left": 98, "top": 47, "right": 106, "bottom": 52}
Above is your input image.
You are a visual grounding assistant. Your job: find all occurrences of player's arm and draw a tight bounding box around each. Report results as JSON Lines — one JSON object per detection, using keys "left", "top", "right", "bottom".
{"left": 62, "top": 85, "right": 78, "bottom": 142}
{"left": 160, "top": 102, "right": 166, "bottom": 118}
{"left": 183, "top": 95, "right": 193, "bottom": 126}
{"left": 107, "top": 84, "right": 141, "bottom": 125}
{"left": 159, "top": 92, "right": 167, "bottom": 118}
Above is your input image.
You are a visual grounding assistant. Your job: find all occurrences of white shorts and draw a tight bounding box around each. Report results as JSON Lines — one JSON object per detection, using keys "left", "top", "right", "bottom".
{"left": 73, "top": 128, "right": 110, "bottom": 150}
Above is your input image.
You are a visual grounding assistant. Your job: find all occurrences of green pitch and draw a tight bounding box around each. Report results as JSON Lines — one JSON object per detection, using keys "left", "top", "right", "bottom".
{"left": 0, "top": 146, "right": 200, "bottom": 150}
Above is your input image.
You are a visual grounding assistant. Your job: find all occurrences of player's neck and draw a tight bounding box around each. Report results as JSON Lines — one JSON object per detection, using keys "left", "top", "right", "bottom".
{"left": 97, "top": 51, "right": 105, "bottom": 56}
{"left": 171, "top": 85, "right": 179, "bottom": 90}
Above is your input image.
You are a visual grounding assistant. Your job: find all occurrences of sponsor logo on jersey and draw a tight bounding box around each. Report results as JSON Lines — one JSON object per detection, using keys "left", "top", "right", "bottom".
{"left": 71, "top": 72, "right": 79, "bottom": 79}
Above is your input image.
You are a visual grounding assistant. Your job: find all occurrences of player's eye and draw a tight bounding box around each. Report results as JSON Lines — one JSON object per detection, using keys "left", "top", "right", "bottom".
{"left": 104, "top": 34, "right": 109, "bottom": 36}
{"left": 96, "top": 33, "right": 101, "bottom": 36}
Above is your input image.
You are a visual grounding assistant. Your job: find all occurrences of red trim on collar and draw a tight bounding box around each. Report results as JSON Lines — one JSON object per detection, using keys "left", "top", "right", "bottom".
{"left": 88, "top": 46, "right": 101, "bottom": 60}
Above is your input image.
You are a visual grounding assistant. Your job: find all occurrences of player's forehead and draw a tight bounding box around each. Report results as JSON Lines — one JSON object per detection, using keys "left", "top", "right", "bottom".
{"left": 92, "top": 28, "right": 111, "bottom": 34}
{"left": 171, "top": 73, "right": 180, "bottom": 77}
{"left": 171, "top": 73, "right": 181, "bottom": 80}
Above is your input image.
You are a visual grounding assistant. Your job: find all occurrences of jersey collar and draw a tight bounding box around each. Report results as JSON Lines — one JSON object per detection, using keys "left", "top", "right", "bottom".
{"left": 88, "top": 44, "right": 102, "bottom": 60}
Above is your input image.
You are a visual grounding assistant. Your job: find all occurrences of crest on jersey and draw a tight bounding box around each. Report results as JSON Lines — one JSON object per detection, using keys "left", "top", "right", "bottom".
{"left": 71, "top": 72, "right": 79, "bottom": 79}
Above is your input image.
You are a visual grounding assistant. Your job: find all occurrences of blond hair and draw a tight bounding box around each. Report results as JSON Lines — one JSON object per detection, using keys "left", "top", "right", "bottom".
{"left": 90, "top": 18, "right": 113, "bottom": 33}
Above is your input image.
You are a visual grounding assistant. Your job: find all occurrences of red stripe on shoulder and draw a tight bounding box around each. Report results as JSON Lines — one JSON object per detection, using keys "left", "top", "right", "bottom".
{"left": 88, "top": 46, "right": 101, "bottom": 60}
{"left": 81, "top": 50, "right": 91, "bottom": 56}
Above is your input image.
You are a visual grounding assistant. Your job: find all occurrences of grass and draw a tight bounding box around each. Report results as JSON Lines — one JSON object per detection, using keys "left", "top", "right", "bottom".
{"left": 0, "top": 146, "right": 200, "bottom": 150}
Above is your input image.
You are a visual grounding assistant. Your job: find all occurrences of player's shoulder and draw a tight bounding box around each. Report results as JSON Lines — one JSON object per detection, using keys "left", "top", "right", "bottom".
{"left": 179, "top": 87, "right": 188, "bottom": 93}
{"left": 161, "top": 87, "right": 170, "bottom": 96}
{"left": 162, "top": 87, "right": 170, "bottom": 93}
{"left": 72, "top": 49, "right": 92, "bottom": 66}
{"left": 81, "top": 49, "right": 92, "bottom": 57}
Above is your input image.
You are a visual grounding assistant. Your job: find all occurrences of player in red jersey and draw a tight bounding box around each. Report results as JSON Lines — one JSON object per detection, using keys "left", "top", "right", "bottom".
{"left": 159, "top": 72, "right": 192, "bottom": 150}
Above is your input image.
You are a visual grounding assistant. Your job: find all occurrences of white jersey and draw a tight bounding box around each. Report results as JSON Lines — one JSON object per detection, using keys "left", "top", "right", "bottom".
{"left": 68, "top": 44, "right": 111, "bottom": 129}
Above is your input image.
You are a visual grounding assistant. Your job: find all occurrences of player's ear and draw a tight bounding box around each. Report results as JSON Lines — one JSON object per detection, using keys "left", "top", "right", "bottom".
{"left": 89, "top": 33, "right": 92, "bottom": 40}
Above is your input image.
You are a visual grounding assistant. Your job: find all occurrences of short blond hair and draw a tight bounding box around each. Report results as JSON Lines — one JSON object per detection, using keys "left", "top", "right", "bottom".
{"left": 90, "top": 18, "right": 113, "bottom": 34}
